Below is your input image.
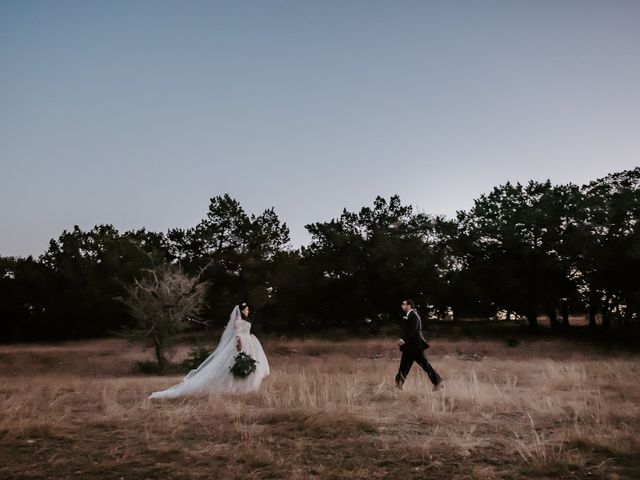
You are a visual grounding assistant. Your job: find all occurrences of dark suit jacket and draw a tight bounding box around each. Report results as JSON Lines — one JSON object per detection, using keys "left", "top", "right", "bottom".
{"left": 400, "top": 309, "right": 430, "bottom": 352}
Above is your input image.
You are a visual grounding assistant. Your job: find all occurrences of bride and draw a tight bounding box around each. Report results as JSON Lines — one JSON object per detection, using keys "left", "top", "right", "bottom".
{"left": 149, "top": 303, "right": 270, "bottom": 398}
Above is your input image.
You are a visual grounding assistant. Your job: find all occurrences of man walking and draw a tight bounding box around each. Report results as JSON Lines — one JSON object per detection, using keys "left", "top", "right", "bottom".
{"left": 395, "top": 299, "right": 443, "bottom": 391}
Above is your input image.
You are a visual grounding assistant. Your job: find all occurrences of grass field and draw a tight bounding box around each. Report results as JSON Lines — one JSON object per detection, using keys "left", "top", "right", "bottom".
{"left": 1, "top": 335, "right": 639, "bottom": 479}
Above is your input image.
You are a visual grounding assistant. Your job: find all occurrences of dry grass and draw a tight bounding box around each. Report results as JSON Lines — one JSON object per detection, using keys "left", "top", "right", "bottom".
{"left": 1, "top": 337, "right": 639, "bottom": 479}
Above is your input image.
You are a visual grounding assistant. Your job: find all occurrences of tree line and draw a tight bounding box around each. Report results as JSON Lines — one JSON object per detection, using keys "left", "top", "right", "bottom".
{"left": 1, "top": 167, "right": 638, "bottom": 341}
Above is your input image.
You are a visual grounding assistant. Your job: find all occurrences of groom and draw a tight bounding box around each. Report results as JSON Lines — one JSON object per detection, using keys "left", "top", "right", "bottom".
{"left": 395, "top": 299, "right": 443, "bottom": 391}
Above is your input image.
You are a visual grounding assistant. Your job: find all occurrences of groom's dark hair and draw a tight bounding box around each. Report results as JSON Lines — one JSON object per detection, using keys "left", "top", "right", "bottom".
{"left": 404, "top": 299, "right": 415, "bottom": 308}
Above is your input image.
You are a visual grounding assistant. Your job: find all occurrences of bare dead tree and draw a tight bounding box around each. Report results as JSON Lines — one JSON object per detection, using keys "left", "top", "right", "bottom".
{"left": 119, "top": 263, "right": 208, "bottom": 373}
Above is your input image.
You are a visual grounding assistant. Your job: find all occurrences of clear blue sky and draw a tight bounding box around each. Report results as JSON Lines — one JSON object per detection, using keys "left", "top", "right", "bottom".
{"left": 1, "top": 1, "right": 639, "bottom": 257}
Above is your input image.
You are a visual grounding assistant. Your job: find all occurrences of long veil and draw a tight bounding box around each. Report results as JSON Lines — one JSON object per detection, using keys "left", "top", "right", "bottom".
{"left": 183, "top": 305, "right": 240, "bottom": 381}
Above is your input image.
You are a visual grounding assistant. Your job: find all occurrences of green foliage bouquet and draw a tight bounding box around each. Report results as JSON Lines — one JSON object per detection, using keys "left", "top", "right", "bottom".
{"left": 229, "top": 352, "right": 258, "bottom": 378}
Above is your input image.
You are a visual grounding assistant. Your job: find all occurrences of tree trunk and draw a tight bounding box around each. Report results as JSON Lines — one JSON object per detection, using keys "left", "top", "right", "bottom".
{"left": 548, "top": 307, "right": 560, "bottom": 330}
{"left": 588, "top": 301, "right": 597, "bottom": 328}
{"left": 602, "top": 294, "right": 611, "bottom": 328}
{"left": 561, "top": 299, "right": 570, "bottom": 328}
{"left": 527, "top": 308, "right": 538, "bottom": 329}
{"left": 154, "top": 337, "right": 167, "bottom": 373}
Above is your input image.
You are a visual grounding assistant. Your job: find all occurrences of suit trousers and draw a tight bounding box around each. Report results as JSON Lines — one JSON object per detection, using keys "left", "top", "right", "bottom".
{"left": 396, "top": 347, "right": 442, "bottom": 386}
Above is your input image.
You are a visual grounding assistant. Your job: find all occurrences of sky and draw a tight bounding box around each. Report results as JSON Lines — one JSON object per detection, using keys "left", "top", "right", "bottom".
{"left": 1, "top": 1, "right": 639, "bottom": 257}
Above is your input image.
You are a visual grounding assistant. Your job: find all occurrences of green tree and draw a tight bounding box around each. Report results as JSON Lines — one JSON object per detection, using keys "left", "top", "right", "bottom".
{"left": 39, "top": 225, "right": 169, "bottom": 337}
{"left": 166, "top": 195, "right": 291, "bottom": 326}
{"left": 0, "top": 256, "right": 53, "bottom": 341}
{"left": 303, "top": 196, "right": 449, "bottom": 329}
{"left": 455, "top": 180, "right": 582, "bottom": 328}
{"left": 577, "top": 168, "right": 640, "bottom": 327}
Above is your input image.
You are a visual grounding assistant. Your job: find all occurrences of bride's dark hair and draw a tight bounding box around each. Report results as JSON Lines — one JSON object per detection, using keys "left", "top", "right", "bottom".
{"left": 239, "top": 302, "right": 249, "bottom": 319}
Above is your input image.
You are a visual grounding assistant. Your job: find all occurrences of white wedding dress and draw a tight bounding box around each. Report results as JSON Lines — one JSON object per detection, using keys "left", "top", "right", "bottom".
{"left": 149, "top": 306, "right": 270, "bottom": 398}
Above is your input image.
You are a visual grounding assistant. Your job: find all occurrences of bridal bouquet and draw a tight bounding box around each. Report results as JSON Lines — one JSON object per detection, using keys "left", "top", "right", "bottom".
{"left": 229, "top": 352, "right": 258, "bottom": 378}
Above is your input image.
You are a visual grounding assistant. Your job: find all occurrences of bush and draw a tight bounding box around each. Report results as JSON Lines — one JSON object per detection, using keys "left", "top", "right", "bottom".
{"left": 136, "top": 360, "right": 184, "bottom": 375}
{"left": 182, "top": 345, "right": 212, "bottom": 370}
